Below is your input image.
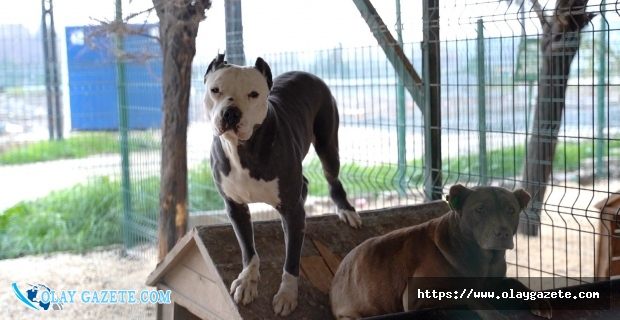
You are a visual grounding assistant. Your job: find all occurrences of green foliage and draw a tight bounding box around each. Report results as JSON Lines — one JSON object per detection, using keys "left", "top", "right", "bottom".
{"left": 445, "top": 139, "right": 620, "bottom": 179}
{"left": 304, "top": 158, "right": 424, "bottom": 197}
{"left": 0, "top": 177, "right": 122, "bottom": 259}
{"left": 2, "top": 138, "right": 616, "bottom": 259}
{"left": 188, "top": 162, "right": 225, "bottom": 211}
{"left": 0, "top": 164, "right": 222, "bottom": 259}
{"left": 0, "top": 132, "right": 160, "bottom": 165}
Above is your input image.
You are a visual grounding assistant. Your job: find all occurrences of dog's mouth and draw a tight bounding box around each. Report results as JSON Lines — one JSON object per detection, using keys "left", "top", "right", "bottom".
{"left": 215, "top": 125, "right": 238, "bottom": 136}
{"left": 480, "top": 238, "right": 514, "bottom": 251}
{"left": 215, "top": 125, "right": 252, "bottom": 142}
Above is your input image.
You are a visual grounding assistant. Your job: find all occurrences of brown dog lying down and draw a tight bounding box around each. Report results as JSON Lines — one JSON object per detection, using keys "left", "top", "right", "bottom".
{"left": 330, "top": 184, "right": 552, "bottom": 320}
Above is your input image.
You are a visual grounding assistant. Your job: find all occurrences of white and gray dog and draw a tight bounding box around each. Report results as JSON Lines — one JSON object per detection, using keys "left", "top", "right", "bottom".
{"left": 203, "top": 53, "right": 361, "bottom": 316}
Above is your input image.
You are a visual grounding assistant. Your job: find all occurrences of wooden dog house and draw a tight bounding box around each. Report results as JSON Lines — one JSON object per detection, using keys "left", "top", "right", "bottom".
{"left": 146, "top": 201, "right": 450, "bottom": 320}
{"left": 595, "top": 192, "right": 620, "bottom": 278}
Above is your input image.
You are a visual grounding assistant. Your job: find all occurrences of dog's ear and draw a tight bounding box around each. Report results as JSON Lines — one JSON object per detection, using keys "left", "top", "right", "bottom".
{"left": 446, "top": 184, "right": 473, "bottom": 213}
{"left": 254, "top": 57, "right": 273, "bottom": 90}
{"left": 204, "top": 53, "right": 227, "bottom": 83}
{"left": 512, "top": 189, "right": 531, "bottom": 211}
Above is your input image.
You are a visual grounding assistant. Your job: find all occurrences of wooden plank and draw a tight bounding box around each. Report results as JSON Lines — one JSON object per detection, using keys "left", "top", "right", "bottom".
{"left": 193, "top": 233, "right": 243, "bottom": 320}
{"left": 312, "top": 238, "right": 342, "bottom": 275}
{"left": 158, "top": 285, "right": 174, "bottom": 320}
{"left": 197, "top": 201, "right": 450, "bottom": 319}
{"left": 351, "top": 0, "right": 425, "bottom": 111}
{"left": 300, "top": 256, "right": 334, "bottom": 294}
{"left": 183, "top": 242, "right": 217, "bottom": 283}
{"left": 610, "top": 259, "right": 620, "bottom": 276}
{"left": 165, "top": 260, "right": 233, "bottom": 320}
{"left": 147, "top": 229, "right": 198, "bottom": 286}
{"left": 612, "top": 236, "right": 620, "bottom": 257}
{"left": 174, "top": 302, "right": 202, "bottom": 320}
{"left": 189, "top": 212, "right": 229, "bottom": 229}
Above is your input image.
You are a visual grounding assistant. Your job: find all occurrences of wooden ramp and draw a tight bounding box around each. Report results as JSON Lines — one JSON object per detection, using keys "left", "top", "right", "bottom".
{"left": 197, "top": 201, "right": 449, "bottom": 319}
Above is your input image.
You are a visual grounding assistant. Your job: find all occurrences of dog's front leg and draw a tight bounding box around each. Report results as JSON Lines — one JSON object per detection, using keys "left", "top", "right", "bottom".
{"left": 227, "top": 200, "right": 260, "bottom": 305}
{"left": 273, "top": 203, "right": 305, "bottom": 316}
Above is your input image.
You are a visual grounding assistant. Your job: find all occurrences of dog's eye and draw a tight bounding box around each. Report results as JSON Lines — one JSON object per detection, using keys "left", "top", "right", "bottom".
{"left": 211, "top": 87, "right": 220, "bottom": 94}
{"left": 248, "top": 91, "right": 259, "bottom": 98}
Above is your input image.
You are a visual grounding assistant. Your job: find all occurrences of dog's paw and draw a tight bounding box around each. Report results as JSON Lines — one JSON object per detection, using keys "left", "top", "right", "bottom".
{"left": 337, "top": 209, "right": 362, "bottom": 228}
{"left": 530, "top": 298, "right": 552, "bottom": 319}
{"left": 230, "top": 255, "right": 260, "bottom": 305}
{"left": 272, "top": 272, "right": 298, "bottom": 316}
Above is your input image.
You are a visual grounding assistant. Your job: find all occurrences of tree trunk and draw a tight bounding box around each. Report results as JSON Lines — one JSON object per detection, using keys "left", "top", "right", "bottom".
{"left": 153, "top": 0, "right": 211, "bottom": 261}
{"left": 520, "top": 0, "right": 594, "bottom": 235}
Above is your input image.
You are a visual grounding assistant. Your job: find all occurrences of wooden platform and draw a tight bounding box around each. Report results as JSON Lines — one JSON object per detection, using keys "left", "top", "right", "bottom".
{"left": 196, "top": 201, "right": 450, "bottom": 319}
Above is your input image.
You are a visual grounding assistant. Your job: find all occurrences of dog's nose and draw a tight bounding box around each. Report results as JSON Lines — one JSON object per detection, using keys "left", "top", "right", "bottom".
{"left": 222, "top": 106, "right": 241, "bottom": 127}
{"left": 494, "top": 228, "right": 511, "bottom": 239}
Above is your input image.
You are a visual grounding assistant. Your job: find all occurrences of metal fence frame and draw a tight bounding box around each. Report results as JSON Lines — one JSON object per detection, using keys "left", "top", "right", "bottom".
{"left": 1, "top": 2, "right": 620, "bottom": 313}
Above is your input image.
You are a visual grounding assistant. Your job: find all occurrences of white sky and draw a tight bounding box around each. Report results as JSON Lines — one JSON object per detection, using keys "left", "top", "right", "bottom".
{"left": 0, "top": 0, "right": 611, "bottom": 62}
{"left": 0, "top": 0, "right": 421, "bottom": 62}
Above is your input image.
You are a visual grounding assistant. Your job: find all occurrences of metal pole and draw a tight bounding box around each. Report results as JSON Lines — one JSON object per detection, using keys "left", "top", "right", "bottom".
{"left": 596, "top": 1, "right": 607, "bottom": 178}
{"left": 422, "top": 0, "right": 442, "bottom": 200}
{"left": 48, "top": 0, "right": 62, "bottom": 139}
{"left": 42, "top": 0, "right": 62, "bottom": 140}
{"left": 225, "top": 0, "right": 245, "bottom": 65}
{"left": 395, "top": 0, "right": 407, "bottom": 195}
{"left": 115, "top": 0, "right": 132, "bottom": 248}
{"left": 41, "top": 0, "right": 54, "bottom": 140}
{"left": 477, "top": 19, "right": 487, "bottom": 184}
{"left": 520, "top": 0, "right": 526, "bottom": 37}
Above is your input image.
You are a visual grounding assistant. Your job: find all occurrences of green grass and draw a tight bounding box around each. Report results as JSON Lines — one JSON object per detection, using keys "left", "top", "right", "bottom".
{"left": 304, "top": 158, "right": 423, "bottom": 197}
{"left": 0, "top": 177, "right": 123, "bottom": 259}
{"left": 304, "top": 139, "right": 620, "bottom": 197}
{"left": 0, "top": 132, "right": 160, "bottom": 165}
{"left": 2, "top": 138, "right": 617, "bottom": 259}
{"left": 445, "top": 139, "right": 620, "bottom": 179}
{"left": 0, "top": 162, "right": 222, "bottom": 259}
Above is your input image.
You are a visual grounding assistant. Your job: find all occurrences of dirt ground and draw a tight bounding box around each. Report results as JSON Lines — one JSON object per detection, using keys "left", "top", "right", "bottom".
{"left": 0, "top": 245, "right": 158, "bottom": 320}
{"left": 1, "top": 181, "right": 617, "bottom": 319}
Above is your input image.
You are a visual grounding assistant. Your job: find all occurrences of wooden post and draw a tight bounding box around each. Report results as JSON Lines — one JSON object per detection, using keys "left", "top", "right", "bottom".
{"left": 153, "top": 0, "right": 212, "bottom": 261}
{"left": 351, "top": 0, "right": 425, "bottom": 113}
{"left": 422, "top": 0, "right": 442, "bottom": 200}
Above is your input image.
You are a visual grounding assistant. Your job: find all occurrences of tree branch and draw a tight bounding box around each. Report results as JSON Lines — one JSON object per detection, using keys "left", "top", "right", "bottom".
{"left": 529, "top": 0, "right": 549, "bottom": 29}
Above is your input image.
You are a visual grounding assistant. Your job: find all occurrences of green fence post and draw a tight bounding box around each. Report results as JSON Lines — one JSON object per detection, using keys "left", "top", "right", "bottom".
{"left": 115, "top": 0, "right": 132, "bottom": 248}
{"left": 596, "top": 1, "right": 607, "bottom": 178}
{"left": 395, "top": 0, "right": 407, "bottom": 195}
{"left": 477, "top": 19, "right": 488, "bottom": 184}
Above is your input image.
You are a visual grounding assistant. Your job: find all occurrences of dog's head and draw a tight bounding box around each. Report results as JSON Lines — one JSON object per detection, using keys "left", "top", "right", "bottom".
{"left": 203, "top": 53, "right": 273, "bottom": 142}
{"left": 446, "top": 184, "right": 531, "bottom": 250}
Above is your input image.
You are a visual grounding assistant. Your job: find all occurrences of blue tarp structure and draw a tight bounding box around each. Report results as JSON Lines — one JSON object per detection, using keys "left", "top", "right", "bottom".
{"left": 65, "top": 24, "right": 162, "bottom": 131}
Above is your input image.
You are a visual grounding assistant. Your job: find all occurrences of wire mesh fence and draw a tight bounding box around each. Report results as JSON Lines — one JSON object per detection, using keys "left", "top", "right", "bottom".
{"left": 1, "top": 0, "right": 620, "bottom": 318}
